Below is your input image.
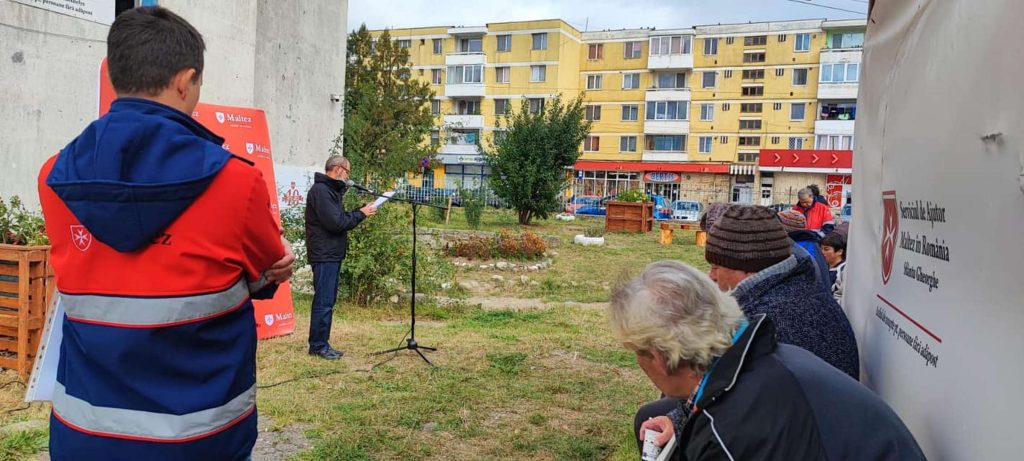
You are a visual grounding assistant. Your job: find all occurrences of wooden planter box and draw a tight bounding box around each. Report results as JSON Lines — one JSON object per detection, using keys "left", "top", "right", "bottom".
{"left": 0, "top": 245, "right": 54, "bottom": 380}
{"left": 605, "top": 201, "right": 654, "bottom": 233}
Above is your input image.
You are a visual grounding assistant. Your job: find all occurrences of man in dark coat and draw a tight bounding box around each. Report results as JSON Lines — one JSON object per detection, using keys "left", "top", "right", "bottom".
{"left": 304, "top": 155, "right": 376, "bottom": 359}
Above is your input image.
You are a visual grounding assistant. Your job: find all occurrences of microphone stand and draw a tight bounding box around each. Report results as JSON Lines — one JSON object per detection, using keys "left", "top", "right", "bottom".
{"left": 357, "top": 185, "right": 444, "bottom": 366}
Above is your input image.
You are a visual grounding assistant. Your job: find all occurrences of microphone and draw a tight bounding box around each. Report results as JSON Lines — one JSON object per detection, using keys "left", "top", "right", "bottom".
{"left": 344, "top": 179, "right": 373, "bottom": 193}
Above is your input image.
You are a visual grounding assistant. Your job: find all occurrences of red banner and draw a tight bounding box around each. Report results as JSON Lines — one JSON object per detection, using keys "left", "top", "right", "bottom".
{"left": 99, "top": 60, "right": 295, "bottom": 339}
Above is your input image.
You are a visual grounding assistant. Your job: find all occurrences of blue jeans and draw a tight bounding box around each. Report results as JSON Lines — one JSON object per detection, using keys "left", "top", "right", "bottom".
{"left": 309, "top": 261, "right": 341, "bottom": 352}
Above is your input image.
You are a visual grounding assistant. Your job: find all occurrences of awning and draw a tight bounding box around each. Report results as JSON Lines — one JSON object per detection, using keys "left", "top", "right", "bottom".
{"left": 759, "top": 149, "right": 853, "bottom": 173}
{"left": 573, "top": 161, "right": 730, "bottom": 173}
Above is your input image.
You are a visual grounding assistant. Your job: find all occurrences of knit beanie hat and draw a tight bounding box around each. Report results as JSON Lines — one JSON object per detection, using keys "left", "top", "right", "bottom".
{"left": 699, "top": 202, "right": 733, "bottom": 232}
{"left": 705, "top": 205, "right": 792, "bottom": 273}
{"left": 777, "top": 209, "right": 807, "bottom": 233}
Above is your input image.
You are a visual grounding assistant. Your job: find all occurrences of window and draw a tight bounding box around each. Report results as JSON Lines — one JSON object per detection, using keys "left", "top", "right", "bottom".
{"left": 724, "top": 70, "right": 733, "bottom": 78}
{"left": 657, "top": 72, "right": 687, "bottom": 89}
{"left": 621, "top": 104, "right": 639, "bottom": 121}
{"left": 620, "top": 136, "right": 637, "bottom": 152}
{"left": 495, "top": 66, "right": 510, "bottom": 83}
{"left": 739, "top": 119, "right": 762, "bottom": 130}
{"left": 585, "top": 105, "right": 602, "bottom": 121}
{"left": 775, "top": 68, "right": 785, "bottom": 77}
{"left": 793, "top": 68, "right": 808, "bottom": 85}
{"left": 528, "top": 98, "right": 545, "bottom": 114}
{"left": 584, "top": 136, "right": 600, "bottom": 152}
{"left": 431, "top": 69, "right": 443, "bottom": 85}
{"left": 699, "top": 136, "right": 713, "bottom": 153}
{"left": 742, "top": 69, "right": 765, "bottom": 80}
{"left": 430, "top": 130, "right": 440, "bottom": 146}
{"left": 447, "top": 65, "right": 483, "bottom": 83}
{"left": 496, "top": 34, "right": 512, "bottom": 52}
{"left": 622, "top": 73, "right": 641, "bottom": 89}
{"left": 703, "top": 37, "right": 718, "bottom": 55}
{"left": 773, "top": 102, "right": 783, "bottom": 110}
{"left": 588, "top": 44, "right": 604, "bottom": 60}
{"left": 820, "top": 63, "right": 860, "bottom": 83}
{"left": 743, "top": 52, "right": 766, "bottom": 63}
{"left": 740, "top": 103, "right": 763, "bottom": 113}
{"left": 738, "top": 152, "right": 759, "bottom": 163}
{"left": 454, "top": 99, "right": 480, "bottom": 115}
{"left": 702, "top": 71, "right": 716, "bottom": 88}
{"left": 817, "top": 134, "right": 855, "bottom": 149}
{"left": 586, "top": 74, "right": 603, "bottom": 90}
{"left": 531, "top": 65, "right": 547, "bottom": 82}
{"left": 494, "top": 130, "right": 508, "bottom": 144}
{"left": 650, "top": 36, "right": 692, "bottom": 55}
{"left": 722, "top": 103, "right": 731, "bottom": 111}
{"left": 444, "top": 164, "right": 492, "bottom": 189}
{"left": 719, "top": 136, "right": 729, "bottom": 144}
{"left": 788, "top": 137, "right": 805, "bottom": 149}
{"left": 738, "top": 136, "right": 761, "bottom": 146}
{"left": 771, "top": 136, "right": 781, "bottom": 145}
{"left": 778, "top": 34, "right": 788, "bottom": 43}
{"left": 645, "top": 101, "right": 689, "bottom": 120}
{"left": 700, "top": 103, "right": 714, "bottom": 121}
{"left": 725, "top": 36, "right": 735, "bottom": 45}
{"left": 646, "top": 135, "right": 686, "bottom": 151}
{"left": 397, "top": 39, "right": 411, "bottom": 49}
{"left": 431, "top": 99, "right": 441, "bottom": 115}
{"left": 532, "top": 33, "right": 548, "bottom": 50}
{"left": 742, "top": 86, "right": 764, "bottom": 96}
{"left": 820, "top": 102, "right": 857, "bottom": 120}
{"left": 744, "top": 35, "right": 767, "bottom": 46}
{"left": 790, "top": 103, "right": 806, "bottom": 120}
{"left": 494, "top": 99, "right": 510, "bottom": 115}
{"left": 433, "top": 38, "right": 443, "bottom": 54}
{"left": 624, "top": 41, "right": 643, "bottom": 58}
{"left": 458, "top": 38, "right": 482, "bottom": 53}
{"left": 795, "top": 33, "right": 811, "bottom": 52}
{"left": 830, "top": 32, "right": 865, "bottom": 49}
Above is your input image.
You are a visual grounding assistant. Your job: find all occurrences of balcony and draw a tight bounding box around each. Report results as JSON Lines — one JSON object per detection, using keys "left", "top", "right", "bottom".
{"left": 814, "top": 119, "right": 855, "bottom": 135}
{"left": 819, "top": 49, "right": 861, "bottom": 99}
{"left": 442, "top": 143, "right": 480, "bottom": 156}
{"left": 444, "top": 114, "right": 484, "bottom": 129}
{"left": 648, "top": 53, "right": 694, "bottom": 70}
{"left": 445, "top": 52, "right": 486, "bottom": 66}
{"left": 643, "top": 120, "right": 689, "bottom": 135}
{"left": 642, "top": 151, "right": 688, "bottom": 162}
{"left": 445, "top": 83, "right": 485, "bottom": 98}
{"left": 447, "top": 26, "right": 487, "bottom": 36}
{"left": 645, "top": 88, "right": 691, "bottom": 102}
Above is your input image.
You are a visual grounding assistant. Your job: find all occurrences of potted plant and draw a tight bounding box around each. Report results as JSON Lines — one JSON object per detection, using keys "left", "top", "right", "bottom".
{"left": 605, "top": 190, "right": 654, "bottom": 233}
{"left": 0, "top": 196, "right": 53, "bottom": 379}
{"left": 573, "top": 226, "right": 605, "bottom": 246}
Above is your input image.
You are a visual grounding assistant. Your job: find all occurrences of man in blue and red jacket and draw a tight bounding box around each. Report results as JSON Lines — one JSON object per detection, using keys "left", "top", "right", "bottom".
{"left": 38, "top": 7, "right": 293, "bottom": 460}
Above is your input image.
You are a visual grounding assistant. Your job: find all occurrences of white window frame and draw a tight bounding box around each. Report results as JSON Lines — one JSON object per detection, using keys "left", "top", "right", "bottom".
{"left": 645, "top": 101, "right": 689, "bottom": 121}
{"left": 431, "top": 69, "right": 443, "bottom": 85}
{"left": 585, "top": 105, "right": 602, "bottom": 121}
{"left": 702, "top": 71, "right": 716, "bottom": 89}
{"left": 531, "top": 65, "right": 547, "bottom": 82}
{"left": 496, "top": 34, "right": 512, "bottom": 52}
{"left": 528, "top": 98, "right": 545, "bottom": 114}
{"left": 699, "top": 136, "right": 713, "bottom": 154}
{"left": 430, "top": 99, "right": 441, "bottom": 115}
{"left": 624, "top": 41, "right": 643, "bottom": 59}
{"left": 494, "top": 98, "right": 510, "bottom": 115}
{"left": 788, "top": 137, "right": 805, "bottom": 149}
{"left": 447, "top": 65, "right": 483, "bottom": 84}
{"left": 397, "top": 39, "right": 411, "bottom": 49}
{"left": 588, "top": 43, "right": 604, "bottom": 60}
{"left": 794, "top": 33, "right": 811, "bottom": 52}
{"left": 584, "top": 136, "right": 600, "bottom": 152}
{"left": 620, "top": 136, "right": 637, "bottom": 152}
{"left": 586, "top": 74, "right": 603, "bottom": 90}
{"left": 495, "top": 66, "right": 510, "bottom": 84}
{"left": 621, "top": 104, "right": 639, "bottom": 121}
{"left": 790, "top": 103, "right": 806, "bottom": 121}
{"left": 700, "top": 103, "right": 714, "bottom": 121}
{"left": 622, "top": 73, "right": 641, "bottom": 89}
{"left": 532, "top": 33, "right": 548, "bottom": 50}
{"left": 432, "top": 38, "right": 443, "bottom": 54}
{"left": 703, "top": 37, "right": 718, "bottom": 56}
{"left": 792, "top": 68, "right": 808, "bottom": 86}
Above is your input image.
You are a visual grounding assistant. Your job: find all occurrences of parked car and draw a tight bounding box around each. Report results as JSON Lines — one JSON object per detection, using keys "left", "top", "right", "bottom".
{"left": 575, "top": 195, "right": 615, "bottom": 216}
{"left": 671, "top": 200, "right": 703, "bottom": 221}
{"left": 566, "top": 195, "right": 600, "bottom": 214}
{"left": 649, "top": 194, "right": 672, "bottom": 220}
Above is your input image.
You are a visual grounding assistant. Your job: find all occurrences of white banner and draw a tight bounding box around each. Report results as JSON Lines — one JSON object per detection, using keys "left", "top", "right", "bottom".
{"left": 274, "top": 164, "right": 317, "bottom": 210}
{"left": 13, "top": 0, "right": 115, "bottom": 25}
{"left": 848, "top": 1, "right": 1024, "bottom": 459}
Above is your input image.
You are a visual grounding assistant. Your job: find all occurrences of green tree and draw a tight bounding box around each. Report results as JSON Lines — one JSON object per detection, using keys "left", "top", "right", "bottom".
{"left": 482, "top": 95, "right": 591, "bottom": 225}
{"left": 339, "top": 25, "right": 437, "bottom": 190}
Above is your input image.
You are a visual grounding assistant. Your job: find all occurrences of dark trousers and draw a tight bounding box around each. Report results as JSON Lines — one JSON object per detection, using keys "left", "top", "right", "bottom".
{"left": 634, "top": 397, "right": 682, "bottom": 454}
{"left": 309, "top": 261, "right": 341, "bottom": 352}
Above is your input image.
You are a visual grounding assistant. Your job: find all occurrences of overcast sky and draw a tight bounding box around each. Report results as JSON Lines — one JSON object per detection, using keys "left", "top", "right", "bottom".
{"left": 347, "top": 0, "right": 867, "bottom": 32}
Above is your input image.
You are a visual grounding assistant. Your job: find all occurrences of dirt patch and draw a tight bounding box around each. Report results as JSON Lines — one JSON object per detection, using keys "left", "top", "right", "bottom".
{"left": 252, "top": 416, "right": 313, "bottom": 461}
{"left": 464, "top": 296, "right": 547, "bottom": 311}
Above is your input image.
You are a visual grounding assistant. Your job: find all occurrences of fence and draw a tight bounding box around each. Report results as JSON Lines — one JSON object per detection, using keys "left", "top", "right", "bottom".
{"left": 394, "top": 185, "right": 507, "bottom": 208}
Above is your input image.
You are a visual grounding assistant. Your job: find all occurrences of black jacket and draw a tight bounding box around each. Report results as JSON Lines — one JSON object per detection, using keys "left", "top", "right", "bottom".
{"left": 674, "top": 315, "right": 926, "bottom": 461}
{"left": 304, "top": 173, "right": 366, "bottom": 262}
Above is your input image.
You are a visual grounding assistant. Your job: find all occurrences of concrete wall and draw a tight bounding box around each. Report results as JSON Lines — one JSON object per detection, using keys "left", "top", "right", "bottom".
{"left": 0, "top": 0, "right": 346, "bottom": 206}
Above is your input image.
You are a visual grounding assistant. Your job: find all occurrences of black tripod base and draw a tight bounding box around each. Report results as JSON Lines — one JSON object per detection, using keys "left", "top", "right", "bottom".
{"left": 372, "top": 338, "right": 437, "bottom": 366}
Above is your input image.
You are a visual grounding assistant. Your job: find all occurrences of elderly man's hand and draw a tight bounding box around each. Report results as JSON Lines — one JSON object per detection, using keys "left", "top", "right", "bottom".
{"left": 265, "top": 237, "right": 296, "bottom": 284}
{"left": 640, "top": 416, "right": 675, "bottom": 447}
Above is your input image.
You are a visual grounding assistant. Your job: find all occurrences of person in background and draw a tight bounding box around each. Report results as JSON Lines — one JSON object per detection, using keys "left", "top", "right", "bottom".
{"left": 808, "top": 184, "right": 829, "bottom": 206}
{"left": 777, "top": 209, "right": 831, "bottom": 292}
{"left": 615, "top": 261, "right": 926, "bottom": 461}
{"left": 794, "top": 188, "right": 835, "bottom": 235}
{"left": 821, "top": 232, "right": 848, "bottom": 305}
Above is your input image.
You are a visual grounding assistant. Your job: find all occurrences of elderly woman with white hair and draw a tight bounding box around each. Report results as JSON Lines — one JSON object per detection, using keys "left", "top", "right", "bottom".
{"left": 611, "top": 260, "right": 925, "bottom": 461}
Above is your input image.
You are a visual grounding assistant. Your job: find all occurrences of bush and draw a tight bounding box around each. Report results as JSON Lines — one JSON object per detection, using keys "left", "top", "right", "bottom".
{"left": 446, "top": 229, "right": 547, "bottom": 260}
{"left": 460, "top": 187, "right": 485, "bottom": 229}
{"left": 614, "top": 189, "right": 647, "bottom": 203}
{"left": 430, "top": 195, "right": 448, "bottom": 222}
{"left": 446, "top": 234, "right": 495, "bottom": 260}
{"left": 279, "top": 205, "right": 307, "bottom": 268}
{"left": 583, "top": 226, "right": 604, "bottom": 238}
{"left": 0, "top": 196, "right": 48, "bottom": 246}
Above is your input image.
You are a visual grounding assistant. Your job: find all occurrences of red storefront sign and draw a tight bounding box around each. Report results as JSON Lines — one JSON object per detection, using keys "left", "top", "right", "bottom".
{"left": 759, "top": 149, "right": 853, "bottom": 172}
{"left": 574, "top": 161, "right": 730, "bottom": 173}
{"left": 643, "top": 172, "right": 681, "bottom": 183}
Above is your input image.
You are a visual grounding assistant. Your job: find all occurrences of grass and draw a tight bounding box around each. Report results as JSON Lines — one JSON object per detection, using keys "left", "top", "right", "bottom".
{"left": 0, "top": 207, "right": 709, "bottom": 460}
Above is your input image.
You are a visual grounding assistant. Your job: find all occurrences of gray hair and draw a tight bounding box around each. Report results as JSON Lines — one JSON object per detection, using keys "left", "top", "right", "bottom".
{"left": 609, "top": 260, "right": 745, "bottom": 373}
{"left": 325, "top": 155, "right": 348, "bottom": 172}
{"left": 797, "top": 188, "right": 813, "bottom": 199}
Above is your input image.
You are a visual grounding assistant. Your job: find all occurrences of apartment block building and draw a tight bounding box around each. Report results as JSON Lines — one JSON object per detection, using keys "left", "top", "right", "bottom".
{"left": 373, "top": 17, "right": 865, "bottom": 208}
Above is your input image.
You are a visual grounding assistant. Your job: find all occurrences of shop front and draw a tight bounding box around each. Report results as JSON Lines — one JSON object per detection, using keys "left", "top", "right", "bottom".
{"left": 572, "top": 161, "right": 730, "bottom": 202}
{"left": 758, "top": 149, "right": 853, "bottom": 208}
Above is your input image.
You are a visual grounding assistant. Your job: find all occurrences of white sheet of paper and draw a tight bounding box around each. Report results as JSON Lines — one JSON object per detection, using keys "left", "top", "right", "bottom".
{"left": 25, "top": 295, "right": 62, "bottom": 402}
{"left": 370, "top": 191, "right": 395, "bottom": 208}
{"left": 655, "top": 435, "right": 677, "bottom": 461}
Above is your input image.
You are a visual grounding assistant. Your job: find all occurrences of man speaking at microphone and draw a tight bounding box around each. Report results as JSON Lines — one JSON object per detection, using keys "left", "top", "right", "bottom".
{"left": 305, "top": 155, "right": 377, "bottom": 359}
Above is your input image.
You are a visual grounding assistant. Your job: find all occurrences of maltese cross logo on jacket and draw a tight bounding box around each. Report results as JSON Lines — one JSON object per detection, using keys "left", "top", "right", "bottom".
{"left": 264, "top": 314, "right": 275, "bottom": 326}
{"left": 70, "top": 225, "right": 92, "bottom": 252}
{"left": 246, "top": 143, "right": 255, "bottom": 155}
{"left": 216, "top": 112, "right": 225, "bottom": 124}
{"left": 881, "top": 190, "right": 899, "bottom": 285}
